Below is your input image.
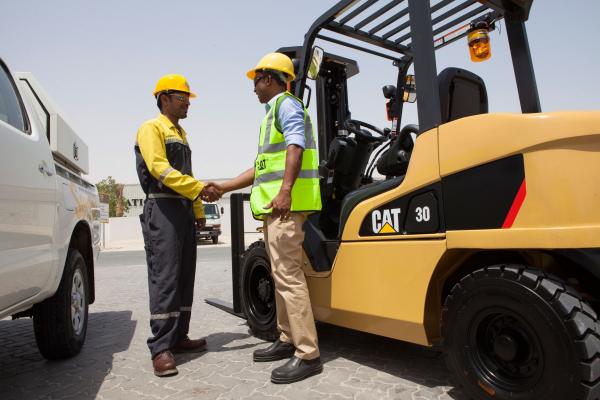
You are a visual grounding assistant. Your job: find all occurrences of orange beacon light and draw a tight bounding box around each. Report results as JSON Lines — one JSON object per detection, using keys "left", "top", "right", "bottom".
{"left": 468, "top": 21, "right": 492, "bottom": 62}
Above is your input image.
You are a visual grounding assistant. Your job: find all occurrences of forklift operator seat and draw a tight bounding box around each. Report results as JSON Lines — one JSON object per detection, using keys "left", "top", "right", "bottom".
{"left": 438, "top": 67, "right": 488, "bottom": 123}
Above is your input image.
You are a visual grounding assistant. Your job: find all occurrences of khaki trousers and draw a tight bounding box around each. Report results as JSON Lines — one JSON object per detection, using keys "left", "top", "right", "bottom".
{"left": 264, "top": 212, "right": 320, "bottom": 360}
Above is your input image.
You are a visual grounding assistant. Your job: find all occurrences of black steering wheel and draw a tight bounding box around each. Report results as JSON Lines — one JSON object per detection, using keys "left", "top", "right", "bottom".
{"left": 344, "top": 119, "right": 388, "bottom": 143}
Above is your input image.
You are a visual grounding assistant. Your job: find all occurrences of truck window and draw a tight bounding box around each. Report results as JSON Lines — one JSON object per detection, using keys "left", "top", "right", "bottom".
{"left": 204, "top": 203, "right": 219, "bottom": 218}
{"left": 19, "top": 79, "right": 50, "bottom": 141}
{"left": 0, "top": 62, "right": 28, "bottom": 133}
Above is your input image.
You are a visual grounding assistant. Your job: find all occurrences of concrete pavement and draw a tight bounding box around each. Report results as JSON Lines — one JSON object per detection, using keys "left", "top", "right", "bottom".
{"left": 0, "top": 245, "right": 465, "bottom": 400}
{"left": 102, "top": 233, "right": 262, "bottom": 252}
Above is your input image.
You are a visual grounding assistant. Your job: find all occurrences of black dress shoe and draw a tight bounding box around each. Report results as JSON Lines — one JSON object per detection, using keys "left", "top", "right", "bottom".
{"left": 253, "top": 339, "right": 295, "bottom": 362}
{"left": 271, "top": 356, "right": 322, "bottom": 384}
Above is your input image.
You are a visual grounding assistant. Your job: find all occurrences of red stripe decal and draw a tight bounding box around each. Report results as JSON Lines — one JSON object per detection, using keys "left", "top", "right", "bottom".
{"left": 502, "top": 179, "right": 526, "bottom": 229}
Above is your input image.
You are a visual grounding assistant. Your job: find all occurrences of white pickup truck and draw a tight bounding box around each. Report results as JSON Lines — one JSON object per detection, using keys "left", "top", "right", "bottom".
{"left": 0, "top": 58, "right": 100, "bottom": 359}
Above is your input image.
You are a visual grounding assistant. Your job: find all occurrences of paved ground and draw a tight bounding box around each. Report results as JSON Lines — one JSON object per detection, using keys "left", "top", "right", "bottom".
{"left": 0, "top": 245, "right": 466, "bottom": 400}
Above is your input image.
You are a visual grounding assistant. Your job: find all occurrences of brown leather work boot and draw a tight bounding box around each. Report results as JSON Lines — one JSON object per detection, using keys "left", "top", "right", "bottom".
{"left": 172, "top": 336, "right": 207, "bottom": 354}
{"left": 152, "top": 350, "right": 178, "bottom": 377}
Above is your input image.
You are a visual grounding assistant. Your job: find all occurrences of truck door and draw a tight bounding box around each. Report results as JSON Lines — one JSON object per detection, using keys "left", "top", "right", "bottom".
{"left": 0, "top": 60, "right": 57, "bottom": 311}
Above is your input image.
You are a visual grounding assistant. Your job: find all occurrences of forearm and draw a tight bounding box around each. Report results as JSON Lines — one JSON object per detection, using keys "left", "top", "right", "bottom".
{"left": 280, "top": 145, "right": 303, "bottom": 193}
{"left": 221, "top": 167, "right": 255, "bottom": 193}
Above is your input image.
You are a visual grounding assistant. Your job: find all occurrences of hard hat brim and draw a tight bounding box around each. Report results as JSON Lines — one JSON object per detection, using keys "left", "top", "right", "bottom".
{"left": 246, "top": 68, "right": 295, "bottom": 82}
{"left": 246, "top": 69, "right": 257, "bottom": 80}
{"left": 153, "top": 90, "right": 197, "bottom": 98}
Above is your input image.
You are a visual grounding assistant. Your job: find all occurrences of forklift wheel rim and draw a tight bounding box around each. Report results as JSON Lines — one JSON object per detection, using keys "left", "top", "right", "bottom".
{"left": 244, "top": 257, "right": 275, "bottom": 325}
{"left": 469, "top": 307, "right": 544, "bottom": 392}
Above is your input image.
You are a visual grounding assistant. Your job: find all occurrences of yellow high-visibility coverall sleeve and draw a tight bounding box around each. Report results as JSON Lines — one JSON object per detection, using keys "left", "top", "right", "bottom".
{"left": 189, "top": 170, "right": 205, "bottom": 219}
{"left": 136, "top": 121, "right": 205, "bottom": 201}
{"left": 192, "top": 199, "right": 205, "bottom": 219}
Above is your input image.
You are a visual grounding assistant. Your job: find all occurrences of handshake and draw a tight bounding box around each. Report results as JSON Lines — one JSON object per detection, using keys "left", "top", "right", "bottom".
{"left": 199, "top": 182, "right": 224, "bottom": 202}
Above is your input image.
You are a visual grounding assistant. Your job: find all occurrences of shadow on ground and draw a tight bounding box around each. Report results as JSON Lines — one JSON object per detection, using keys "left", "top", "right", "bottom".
{"left": 176, "top": 331, "right": 256, "bottom": 367}
{"left": 315, "top": 322, "right": 467, "bottom": 399}
{"left": 0, "top": 310, "right": 136, "bottom": 400}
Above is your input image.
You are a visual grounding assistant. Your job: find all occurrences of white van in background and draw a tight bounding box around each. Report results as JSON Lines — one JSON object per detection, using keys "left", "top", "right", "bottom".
{"left": 196, "top": 202, "right": 223, "bottom": 244}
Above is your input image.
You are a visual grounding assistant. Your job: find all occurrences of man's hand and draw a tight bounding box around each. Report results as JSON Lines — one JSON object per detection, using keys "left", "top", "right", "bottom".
{"left": 200, "top": 182, "right": 223, "bottom": 202}
{"left": 196, "top": 218, "right": 206, "bottom": 230}
{"left": 264, "top": 189, "right": 292, "bottom": 221}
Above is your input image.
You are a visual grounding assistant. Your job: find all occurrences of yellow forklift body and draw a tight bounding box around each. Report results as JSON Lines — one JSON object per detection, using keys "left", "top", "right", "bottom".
{"left": 307, "top": 240, "right": 446, "bottom": 345}
{"left": 306, "top": 111, "right": 600, "bottom": 346}
{"left": 340, "top": 127, "right": 442, "bottom": 242}
{"left": 440, "top": 111, "right": 600, "bottom": 249}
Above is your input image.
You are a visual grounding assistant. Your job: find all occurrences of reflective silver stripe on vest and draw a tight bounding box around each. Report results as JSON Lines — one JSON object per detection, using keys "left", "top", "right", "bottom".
{"left": 165, "top": 137, "right": 187, "bottom": 146}
{"left": 180, "top": 306, "right": 192, "bottom": 312}
{"left": 262, "top": 141, "right": 288, "bottom": 153}
{"left": 254, "top": 169, "right": 320, "bottom": 186}
{"left": 260, "top": 100, "right": 317, "bottom": 153}
{"left": 259, "top": 111, "right": 275, "bottom": 153}
{"left": 148, "top": 193, "right": 187, "bottom": 200}
{"left": 304, "top": 116, "right": 316, "bottom": 149}
{"left": 159, "top": 167, "right": 174, "bottom": 182}
{"left": 150, "top": 311, "right": 180, "bottom": 320}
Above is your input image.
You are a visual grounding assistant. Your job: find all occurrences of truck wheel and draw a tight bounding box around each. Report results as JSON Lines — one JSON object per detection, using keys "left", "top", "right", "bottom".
{"left": 33, "top": 249, "right": 89, "bottom": 359}
{"left": 442, "top": 265, "right": 600, "bottom": 400}
{"left": 212, "top": 235, "right": 218, "bottom": 245}
{"left": 240, "top": 241, "right": 278, "bottom": 341}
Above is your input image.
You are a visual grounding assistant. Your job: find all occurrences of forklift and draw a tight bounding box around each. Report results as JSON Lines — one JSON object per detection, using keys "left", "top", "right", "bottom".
{"left": 207, "top": 1, "right": 600, "bottom": 398}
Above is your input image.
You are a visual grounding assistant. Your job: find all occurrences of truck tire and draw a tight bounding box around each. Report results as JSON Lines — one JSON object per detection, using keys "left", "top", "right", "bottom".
{"left": 33, "top": 248, "right": 89, "bottom": 360}
{"left": 212, "top": 235, "right": 218, "bottom": 245}
{"left": 240, "top": 241, "right": 278, "bottom": 341}
{"left": 442, "top": 265, "right": 600, "bottom": 400}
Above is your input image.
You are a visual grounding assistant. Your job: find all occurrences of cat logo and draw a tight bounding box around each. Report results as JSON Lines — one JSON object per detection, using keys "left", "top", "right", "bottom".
{"left": 371, "top": 208, "right": 402, "bottom": 234}
{"left": 256, "top": 159, "right": 266, "bottom": 171}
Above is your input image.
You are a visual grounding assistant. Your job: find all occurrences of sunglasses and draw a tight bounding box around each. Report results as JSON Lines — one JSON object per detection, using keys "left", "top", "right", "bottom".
{"left": 253, "top": 75, "right": 269, "bottom": 87}
{"left": 162, "top": 90, "right": 190, "bottom": 103}
{"left": 166, "top": 92, "right": 189, "bottom": 102}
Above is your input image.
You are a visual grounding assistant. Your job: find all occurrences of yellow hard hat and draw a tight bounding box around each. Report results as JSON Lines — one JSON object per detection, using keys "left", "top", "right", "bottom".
{"left": 153, "top": 74, "right": 197, "bottom": 98}
{"left": 246, "top": 52, "right": 295, "bottom": 81}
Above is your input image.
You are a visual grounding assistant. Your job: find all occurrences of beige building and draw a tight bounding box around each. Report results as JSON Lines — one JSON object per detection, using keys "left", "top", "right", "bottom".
{"left": 109, "top": 180, "right": 258, "bottom": 245}
{"left": 122, "top": 179, "right": 239, "bottom": 218}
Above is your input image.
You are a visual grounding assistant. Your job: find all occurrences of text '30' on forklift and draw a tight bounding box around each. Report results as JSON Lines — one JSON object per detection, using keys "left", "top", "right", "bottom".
{"left": 206, "top": 0, "right": 600, "bottom": 398}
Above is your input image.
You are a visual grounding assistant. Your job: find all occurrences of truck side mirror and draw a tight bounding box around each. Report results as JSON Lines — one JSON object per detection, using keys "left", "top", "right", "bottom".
{"left": 220, "top": 207, "right": 224, "bottom": 214}
{"left": 307, "top": 46, "right": 324, "bottom": 80}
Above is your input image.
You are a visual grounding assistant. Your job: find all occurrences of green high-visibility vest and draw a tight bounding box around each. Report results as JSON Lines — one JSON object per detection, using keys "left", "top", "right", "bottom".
{"left": 250, "top": 92, "right": 321, "bottom": 220}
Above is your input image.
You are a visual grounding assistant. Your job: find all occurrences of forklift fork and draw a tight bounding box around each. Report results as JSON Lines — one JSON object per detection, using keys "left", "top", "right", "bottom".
{"left": 204, "top": 193, "right": 249, "bottom": 318}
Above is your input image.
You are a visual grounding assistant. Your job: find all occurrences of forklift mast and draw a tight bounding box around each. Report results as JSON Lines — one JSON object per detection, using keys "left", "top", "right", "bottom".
{"left": 278, "top": 46, "right": 359, "bottom": 162}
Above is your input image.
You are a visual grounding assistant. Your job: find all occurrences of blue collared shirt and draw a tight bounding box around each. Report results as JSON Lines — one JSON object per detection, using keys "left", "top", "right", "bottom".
{"left": 265, "top": 92, "right": 306, "bottom": 149}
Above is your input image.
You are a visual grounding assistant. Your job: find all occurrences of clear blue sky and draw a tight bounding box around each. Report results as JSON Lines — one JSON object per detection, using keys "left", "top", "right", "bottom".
{"left": 2, "top": 0, "right": 599, "bottom": 184}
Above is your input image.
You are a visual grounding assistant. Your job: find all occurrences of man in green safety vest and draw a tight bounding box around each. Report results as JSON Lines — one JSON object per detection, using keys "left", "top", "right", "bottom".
{"left": 219, "top": 52, "right": 323, "bottom": 384}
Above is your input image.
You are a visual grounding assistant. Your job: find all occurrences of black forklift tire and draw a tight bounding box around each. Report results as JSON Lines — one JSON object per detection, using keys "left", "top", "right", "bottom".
{"left": 33, "top": 249, "right": 89, "bottom": 360}
{"left": 212, "top": 235, "right": 218, "bottom": 245}
{"left": 442, "top": 265, "right": 600, "bottom": 400}
{"left": 239, "top": 241, "right": 278, "bottom": 341}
